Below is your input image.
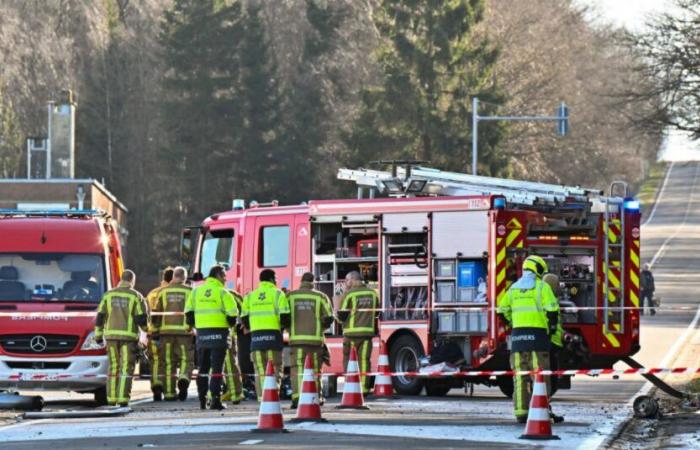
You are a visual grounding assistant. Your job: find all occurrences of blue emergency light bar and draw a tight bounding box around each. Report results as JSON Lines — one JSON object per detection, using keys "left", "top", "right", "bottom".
{"left": 623, "top": 199, "right": 640, "bottom": 211}
{"left": 0, "top": 209, "right": 105, "bottom": 217}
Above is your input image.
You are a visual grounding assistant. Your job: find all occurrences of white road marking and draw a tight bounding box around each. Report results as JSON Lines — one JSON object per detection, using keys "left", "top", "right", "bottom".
{"left": 649, "top": 162, "right": 698, "bottom": 268}
{"left": 642, "top": 161, "right": 675, "bottom": 227}
{"left": 239, "top": 439, "right": 264, "bottom": 445}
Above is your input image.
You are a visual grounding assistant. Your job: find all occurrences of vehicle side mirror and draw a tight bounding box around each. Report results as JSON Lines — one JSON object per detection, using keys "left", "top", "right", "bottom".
{"left": 180, "top": 227, "right": 200, "bottom": 271}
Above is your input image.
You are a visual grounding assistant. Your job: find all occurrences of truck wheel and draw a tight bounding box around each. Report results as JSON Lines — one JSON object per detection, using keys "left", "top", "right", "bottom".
{"left": 93, "top": 387, "right": 108, "bottom": 406}
{"left": 498, "top": 376, "right": 513, "bottom": 398}
{"left": 389, "top": 335, "right": 424, "bottom": 396}
{"left": 425, "top": 380, "right": 451, "bottom": 397}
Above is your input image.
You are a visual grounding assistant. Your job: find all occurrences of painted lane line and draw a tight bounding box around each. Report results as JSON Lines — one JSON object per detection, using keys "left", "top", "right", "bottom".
{"left": 643, "top": 161, "right": 675, "bottom": 227}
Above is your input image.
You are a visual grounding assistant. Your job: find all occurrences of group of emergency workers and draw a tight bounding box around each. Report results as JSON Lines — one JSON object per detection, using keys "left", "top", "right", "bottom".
{"left": 94, "top": 244, "right": 566, "bottom": 425}
{"left": 94, "top": 264, "right": 379, "bottom": 410}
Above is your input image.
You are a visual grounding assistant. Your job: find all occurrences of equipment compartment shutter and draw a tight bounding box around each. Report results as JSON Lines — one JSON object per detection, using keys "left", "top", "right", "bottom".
{"left": 382, "top": 213, "right": 428, "bottom": 234}
{"left": 432, "top": 211, "right": 488, "bottom": 258}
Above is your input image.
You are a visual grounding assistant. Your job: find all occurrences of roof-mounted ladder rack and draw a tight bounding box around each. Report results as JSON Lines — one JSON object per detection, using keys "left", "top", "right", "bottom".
{"left": 338, "top": 165, "right": 605, "bottom": 207}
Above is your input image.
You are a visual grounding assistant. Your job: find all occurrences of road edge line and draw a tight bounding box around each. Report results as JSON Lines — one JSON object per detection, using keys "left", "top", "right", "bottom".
{"left": 643, "top": 161, "right": 675, "bottom": 227}
{"left": 593, "top": 304, "right": 700, "bottom": 450}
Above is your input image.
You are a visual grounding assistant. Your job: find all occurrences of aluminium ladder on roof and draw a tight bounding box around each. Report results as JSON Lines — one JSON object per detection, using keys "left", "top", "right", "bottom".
{"left": 337, "top": 166, "right": 603, "bottom": 207}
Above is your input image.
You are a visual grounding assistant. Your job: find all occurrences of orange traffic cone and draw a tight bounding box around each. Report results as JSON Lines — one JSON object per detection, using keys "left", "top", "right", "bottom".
{"left": 519, "top": 373, "right": 559, "bottom": 440}
{"left": 337, "top": 346, "right": 369, "bottom": 410}
{"left": 373, "top": 340, "right": 394, "bottom": 398}
{"left": 290, "top": 353, "right": 326, "bottom": 423}
{"left": 252, "top": 360, "right": 287, "bottom": 433}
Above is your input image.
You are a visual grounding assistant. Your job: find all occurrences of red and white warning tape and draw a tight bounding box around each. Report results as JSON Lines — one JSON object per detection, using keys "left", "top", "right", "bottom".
{"left": 0, "top": 305, "right": 689, "bottom": 318}
{"left": 2, "top": 366, "right": 699, "bottom": 382}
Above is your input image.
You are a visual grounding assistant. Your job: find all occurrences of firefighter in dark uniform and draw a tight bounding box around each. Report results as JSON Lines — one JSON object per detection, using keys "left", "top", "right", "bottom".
{"left": 145, "top": 267, "right": 173, "bottom": 401}
{"left": 641, "top": 263, "right": 656, "bottom": 315}
{"left": 95, "top": 269, "right": 148, "bottom": 406}
{"left": 288, "top": 272, "right": 334, "bottom": 408}
{"left": 241, "top": 269, "right": 290, "bottom": 402}
{"left": 151, "top": 266, "right": 194, "bottom": 401}
{"left": 185, "top": 265, "right": 238, "bottom": 410}
{"left": 497, "top": 255, "right": 562, "bottom": 423}
{"left": 221, "top": 289, "right": 244, "bottom": 404}
{"left": 337, "top": 270, "right": 379, "bottom": 395}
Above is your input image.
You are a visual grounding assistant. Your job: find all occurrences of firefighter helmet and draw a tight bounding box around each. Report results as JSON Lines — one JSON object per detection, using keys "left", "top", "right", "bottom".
{"left": 523, "top": 255, "right": 548, "bottom": 277}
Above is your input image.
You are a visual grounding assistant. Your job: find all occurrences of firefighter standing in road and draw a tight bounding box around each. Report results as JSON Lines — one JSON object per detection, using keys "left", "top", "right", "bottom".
{"left": 145, "top": 267, "right": 173, "bottom": 401}
{"left": 497, "top": 255, "right": 562, "bottom": 424}
{"left": 185, "top": 265, "right": 238, "bottom": 410}
{"left": 152, "top": 267, "right": 194, "bottom": 401}
{"left": 288, "top": 272, "right": 334, "bottom": 408}
{"left": 221, "top": 289, "right": 244, "bottom": 404}
{"left": 95, "top": 269, "right": 148, "bottom": 406}
{"left": 337, "top": 271, "right": 379, "bottom": 395}
{"left": 241, "top": 269, "right": 290, "bottom": 402}
{"left": 641, "top": 263, "right": 656, "bottom": 316}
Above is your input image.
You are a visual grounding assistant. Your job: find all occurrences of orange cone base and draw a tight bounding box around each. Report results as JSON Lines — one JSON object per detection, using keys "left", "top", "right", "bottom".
{"left": 519, "top": 433, "right": 560, "bottom": 441}
{"left": 252, "top": 428, "right": 290, "bottom": 434}
{"left": 335, "top": 404, "right": 370, "bottom": 410}
{"left": 289, "top": 417, "right": 328, "bottom": 423}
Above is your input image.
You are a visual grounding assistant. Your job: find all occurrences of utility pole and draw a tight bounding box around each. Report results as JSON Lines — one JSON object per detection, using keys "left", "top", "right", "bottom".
{"left": 471, "top": 98, "right": 569, "bottom": 175}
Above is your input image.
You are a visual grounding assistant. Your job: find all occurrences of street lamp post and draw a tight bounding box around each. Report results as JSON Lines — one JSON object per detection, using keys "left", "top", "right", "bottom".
{"left": 471, "top": 97, "right": 569, "bottom": 175}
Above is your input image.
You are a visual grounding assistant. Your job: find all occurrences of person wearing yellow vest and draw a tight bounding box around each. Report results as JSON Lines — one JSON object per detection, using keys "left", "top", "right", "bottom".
{"left": 221, "top": 289, "right": 244, "bottom": 405}
{"left": 151, "top": 266, "right": 193, "bottom": 402}
{"left": 94, "top": 269, "right": 148, "bottom": 406}
{"left": 288, "top": 272, "right": 334, "bottom": 409}
{"left": 337, "top": 271, "right": 380, "bottom": 395}
{"left": 145, "top": 267, "right": 173, "bottom": 402}
{"left": 543, "top": 272, "right": 565, "bottom": 423}
{"left": 241, "top": 269, "right": 290, "bottom": 402}
{"left": 497, "top": 255, "right": 563, "bottom": 424}
{"left": 185, "top": 265, "right": 238, "bottom": 410}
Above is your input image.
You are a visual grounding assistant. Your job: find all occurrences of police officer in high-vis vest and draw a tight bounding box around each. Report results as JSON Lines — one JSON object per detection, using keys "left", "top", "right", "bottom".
{"left": 95, "top": 269, "right": 148, "bottom": 406}
{"left": 152, "top": 266, "right": 194, "bottom": 402}
{"left": 288, "top": 272, "right": 334, "bottom": 409}
{"left": 185, "top": 265, "right": 238, "bottom": 410}
{"left": 145, "top": 267, "right": 173, "bottom": 401}
{"left": 497, "top": 255, "right": 562, "bottom": 424}
{"left": 221, "top": 289, "right": 244, "bottom": 404}
{"left": 241, "top": 269, "right": 290, "bottom": 402}
{"left": 337, "top": 270, "right": 379, "bottom": 395}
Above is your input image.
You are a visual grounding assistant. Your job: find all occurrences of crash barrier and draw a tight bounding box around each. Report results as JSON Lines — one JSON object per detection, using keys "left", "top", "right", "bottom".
{"left": 3, "top": 366, "right": 700, "bottom": 382}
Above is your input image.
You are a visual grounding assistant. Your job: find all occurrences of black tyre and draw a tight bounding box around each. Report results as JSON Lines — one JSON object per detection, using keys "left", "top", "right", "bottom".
{"left": 93, "top": 386, "right": 108, "bottom": 406}
{"left": 425, "top": 380, "right": 452, "bottom": 397}
{"left": 389, "top": 335, "right": 424, "bottom": 395}
{"left": 498, "top": 376, "right": 513, "bottom": 398}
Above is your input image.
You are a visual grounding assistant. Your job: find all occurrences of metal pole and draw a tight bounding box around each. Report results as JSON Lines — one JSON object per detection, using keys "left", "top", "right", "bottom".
{"left": 472, "top": 97, "right": 479, "bottom": 176}
{"left": 46, "top": 102, "right": 53, "bottom": 179}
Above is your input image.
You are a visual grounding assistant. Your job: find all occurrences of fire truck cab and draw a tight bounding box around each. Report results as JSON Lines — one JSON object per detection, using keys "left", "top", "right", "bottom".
{"left": 0, "top": 210, "right": 124, "bottom": 404}
{"left": 184, "top": 165, "right": 641, "bottom": 397}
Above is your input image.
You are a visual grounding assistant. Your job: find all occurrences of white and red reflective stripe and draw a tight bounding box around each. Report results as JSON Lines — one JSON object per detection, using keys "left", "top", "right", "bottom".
{"left": 259, "top": 401, "right": 282, "bottom": 415}
{"left": 526, "top": 408, "right": 550, "bottom": 421}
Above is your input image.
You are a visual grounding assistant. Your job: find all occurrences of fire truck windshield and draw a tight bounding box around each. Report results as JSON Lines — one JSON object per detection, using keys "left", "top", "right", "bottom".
{"left": 200, "top": 229, "right": 234, "bottom": 276}
{"left": 0, "top": 253, "right": 105, "bottom": 302}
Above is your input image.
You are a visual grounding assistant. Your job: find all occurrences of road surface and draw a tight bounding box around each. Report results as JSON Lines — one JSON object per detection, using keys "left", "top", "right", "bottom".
{"left": 1, "top": 162, "right": 699, "bottom": 449}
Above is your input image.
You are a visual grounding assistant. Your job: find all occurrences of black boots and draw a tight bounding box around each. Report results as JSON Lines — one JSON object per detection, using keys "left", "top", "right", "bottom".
{"left": 210, "top": 397, "right": 227, "bottom": 410}
{"left": 177, "top": 379, "right": 189, "bottom": 401}
{"left": 152, "top": 386, "right": 163, "bottom": 402}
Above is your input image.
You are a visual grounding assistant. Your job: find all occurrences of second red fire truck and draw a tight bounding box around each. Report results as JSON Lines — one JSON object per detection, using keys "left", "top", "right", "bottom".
{"left": 182, "top": 164, "right": 641, "bottom": 397}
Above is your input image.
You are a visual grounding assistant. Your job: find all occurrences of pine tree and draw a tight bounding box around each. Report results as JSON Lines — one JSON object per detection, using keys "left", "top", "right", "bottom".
{"left": 346, "top": 0, "right": 505, "bottom": 175}
{"left": 157, "top": 0, "right": 246, "bottom": 262}
{"left": 0, "top": 82, "right": 23, "bottom": 178}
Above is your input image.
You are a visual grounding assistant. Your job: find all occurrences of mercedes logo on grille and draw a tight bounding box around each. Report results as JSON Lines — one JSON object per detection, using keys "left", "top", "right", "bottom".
{"left": 30, "top": 335, "right": 48, "bottom": 353}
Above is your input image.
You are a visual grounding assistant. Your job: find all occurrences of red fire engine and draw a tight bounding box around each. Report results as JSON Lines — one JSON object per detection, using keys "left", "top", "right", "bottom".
{"left": 182, "top": 164, "right": 641, "bottom": 397}
{"left": 0, "top": 210, "right": 125, "bottom": 404}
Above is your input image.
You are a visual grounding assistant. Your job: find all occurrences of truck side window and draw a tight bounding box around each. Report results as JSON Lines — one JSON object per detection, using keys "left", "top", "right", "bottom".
{"left": 260, "top": 226, "right": 289, "bottom": 267}
{"left": 201, "top": 229, "right": 234, "bottom": 275}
